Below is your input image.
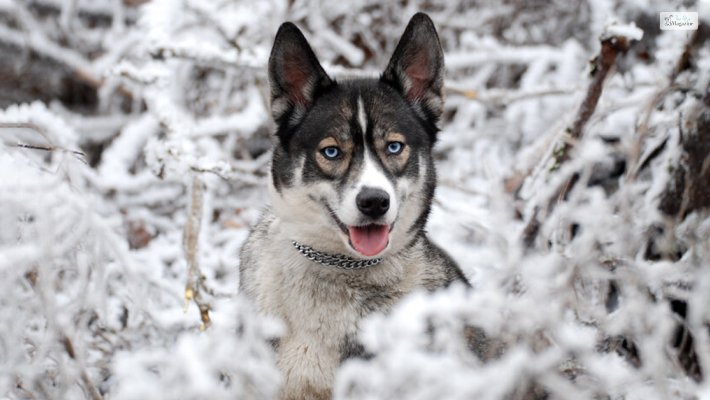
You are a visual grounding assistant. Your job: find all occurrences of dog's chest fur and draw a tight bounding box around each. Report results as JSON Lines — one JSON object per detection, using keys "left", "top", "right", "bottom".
{"left": 240, "top": 211, "right": 460, "bottom": 399}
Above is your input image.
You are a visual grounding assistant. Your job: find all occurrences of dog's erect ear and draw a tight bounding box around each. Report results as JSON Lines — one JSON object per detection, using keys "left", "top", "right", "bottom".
{"left": 382, "top": 13, "right": 444, "bottom": 128}
{"left": 268, "top": 22, "right": 333, "bottom": 127}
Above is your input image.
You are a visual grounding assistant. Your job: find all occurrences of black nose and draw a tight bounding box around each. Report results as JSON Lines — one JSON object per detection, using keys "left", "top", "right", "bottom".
{"left": 356, "top": 187, "right": 390, "bottom": 219}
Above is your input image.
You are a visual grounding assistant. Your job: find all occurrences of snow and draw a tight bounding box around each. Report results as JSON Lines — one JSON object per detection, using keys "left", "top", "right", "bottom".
{"left": 1, "top": 0, "right": 710, "bottom": 399}
{"left": 604, "top": 21, "right": 645, "bottom": 41}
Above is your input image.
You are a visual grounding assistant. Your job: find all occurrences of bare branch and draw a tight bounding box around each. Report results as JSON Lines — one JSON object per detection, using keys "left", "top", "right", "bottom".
{"left": 0, "top": 123, "right": 88, "bottom": 163}
{"left": 556, "top": 36, "right": 631, "bottom": 166}
{"left": 182, "top": 175, "right": 211, "bottom": 330}
{"left": 520, "top": 32, "right": 633, "bottom": 248}
{"left": 627, "top": 31, "right": 701, "bottom": 181}
{"left": 62, "top": 334, "right": 103, "bottom": 400}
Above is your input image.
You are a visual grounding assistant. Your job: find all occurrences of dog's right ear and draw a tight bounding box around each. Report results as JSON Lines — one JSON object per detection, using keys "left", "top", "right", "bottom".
{"left": 268, "top": 23, "right": 333, "bottom": 128}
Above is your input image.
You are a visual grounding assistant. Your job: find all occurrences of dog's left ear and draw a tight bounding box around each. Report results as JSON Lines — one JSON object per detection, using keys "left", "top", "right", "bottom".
{"left": 382, "top": 13, "right": 445, "bottom": 129}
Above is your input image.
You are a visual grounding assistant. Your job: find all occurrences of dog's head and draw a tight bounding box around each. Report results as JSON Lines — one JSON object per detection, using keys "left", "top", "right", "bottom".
{"left": 267, "top": 13, "right": 444, "bottom": 258}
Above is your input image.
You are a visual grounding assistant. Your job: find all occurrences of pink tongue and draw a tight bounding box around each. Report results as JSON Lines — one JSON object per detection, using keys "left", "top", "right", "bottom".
{"left": 348, "top": 225, "right": 390, "bottom": 256}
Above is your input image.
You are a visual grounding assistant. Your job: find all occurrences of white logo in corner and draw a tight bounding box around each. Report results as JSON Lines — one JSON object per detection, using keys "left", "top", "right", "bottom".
{"left": 660, "top": 12, "right": 698, "bottom": 30}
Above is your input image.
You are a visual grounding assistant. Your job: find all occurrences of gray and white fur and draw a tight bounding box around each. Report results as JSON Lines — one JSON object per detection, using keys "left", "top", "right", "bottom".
{"left": 240, "top": 13, "right": 468, "bottom": 400}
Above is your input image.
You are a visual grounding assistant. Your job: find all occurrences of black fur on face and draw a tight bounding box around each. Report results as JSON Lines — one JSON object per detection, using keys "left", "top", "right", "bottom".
{"left": 267, "top": 13, "right": 445, "bottom": 249}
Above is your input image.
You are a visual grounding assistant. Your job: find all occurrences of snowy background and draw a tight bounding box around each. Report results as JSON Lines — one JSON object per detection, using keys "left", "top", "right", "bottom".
{"left": 1, "top": 0, "right": 710, "bottom": 399}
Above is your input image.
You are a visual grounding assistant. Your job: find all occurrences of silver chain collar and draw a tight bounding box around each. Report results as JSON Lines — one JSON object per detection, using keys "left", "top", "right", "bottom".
{"left": 292, "top": 240, "right": 384, "bottom": 270}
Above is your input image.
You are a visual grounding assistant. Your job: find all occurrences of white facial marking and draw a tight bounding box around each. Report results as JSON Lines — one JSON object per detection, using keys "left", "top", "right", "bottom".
{"left": 359, "top": 150, "right": 393, "bottom": 195}
{"left": 357, "top": 96, "right": 367, "bottom": 136}
{"left": 339, "top": 148, "right": 398, "bottom": 226}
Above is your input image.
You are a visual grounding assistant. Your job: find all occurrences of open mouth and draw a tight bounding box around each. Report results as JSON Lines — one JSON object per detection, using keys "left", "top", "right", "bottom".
{"left": 348, "top": 224, "right": 390, "bottom": 256}
{"left": 324, "top": 203, "right": 393, "bottom": 257}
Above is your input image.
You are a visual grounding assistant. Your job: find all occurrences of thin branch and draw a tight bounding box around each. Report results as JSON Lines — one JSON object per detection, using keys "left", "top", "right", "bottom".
{"left": 61, "top": 334, "right": 103, "bottom": 400}
{"left": 626, "top": 87, "right": 674, "bottom": 180}
{"left": 672, "top": 29, "right": 700, "bottom": 82}
{"left": 627, "top": 31, "right": 700, "bottom": 181}
{"left": 445, "top": 86, "right": 576, "bottom": 105}
{"left": 0, "top": 19, "right": 99, "bottom": 86}
{"left": 0, "top": 123, "right": 88, "bottom": 163}
{"left": 556, "top": 36, "right": 631, "bottom": 165}
{"left": 183, "top": 175, "right": 211, "bottom": 330}
{"left": 189, "top": 163, "right": 266, "bottom": 184}
{"left": 520, "top": 32, "right": 632, "bottom": 248}
{"left": 183, "top": 2, "right": 242, "bottom": 52}
{"left": 0, "top": 122, "right": 52, "bottom": 142}
{"left": 0, "top": 6, "right": 135, "bottom": 100}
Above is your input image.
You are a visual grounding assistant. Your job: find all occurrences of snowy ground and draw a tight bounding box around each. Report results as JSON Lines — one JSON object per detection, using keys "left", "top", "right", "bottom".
{"left": 1, "top": 0, "right": 710, "bottom": 399}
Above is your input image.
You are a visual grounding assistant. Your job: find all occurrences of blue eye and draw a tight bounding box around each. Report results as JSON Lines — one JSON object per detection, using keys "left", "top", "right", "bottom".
{"left": 387, "top": 142, "right": 403, "bottom": 155}
{"left": 323, "top": 146, "right": 340, "bottom": 159}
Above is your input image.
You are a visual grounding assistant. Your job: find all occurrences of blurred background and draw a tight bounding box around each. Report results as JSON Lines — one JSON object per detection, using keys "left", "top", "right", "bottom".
{"left": 1, "top": 0, "right": 709, "bottom": 399}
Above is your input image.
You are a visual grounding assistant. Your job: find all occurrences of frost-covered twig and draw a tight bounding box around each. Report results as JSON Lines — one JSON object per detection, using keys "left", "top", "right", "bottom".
{"left": 556, "top": 28, "right": 636, "bottom": 165}
{"left": 445, "top": 86, "right": 577, "bottom": 105}
{"left": 520, "top": 26, "right": 639, "bottom": 247}
{"left": 61, "top": 334, "right": 103, "bottom": 400}
{"left": 627, "top": 30, "right": 701, "bottom": 181}
{"left": 659, "top": 98, "right": 710, "bottom": 220}
{"left": 1, "top": 123, "right": 88, "bottom": 162}
{"left": 183, "top": 174, "right": 211, "bottom": 330}
{"left": 0, "top": 20, "right": 99, "bottom": 87}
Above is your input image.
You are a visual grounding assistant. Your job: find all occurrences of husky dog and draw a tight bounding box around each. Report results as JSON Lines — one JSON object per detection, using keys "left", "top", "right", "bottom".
{"left": 240, "top": 13, "right": 468, "bottom": 400}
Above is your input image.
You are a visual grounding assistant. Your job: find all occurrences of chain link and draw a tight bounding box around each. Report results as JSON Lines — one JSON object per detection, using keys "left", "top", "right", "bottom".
{"left": 292, "top": 241, "right": 383, "bottom": 270}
